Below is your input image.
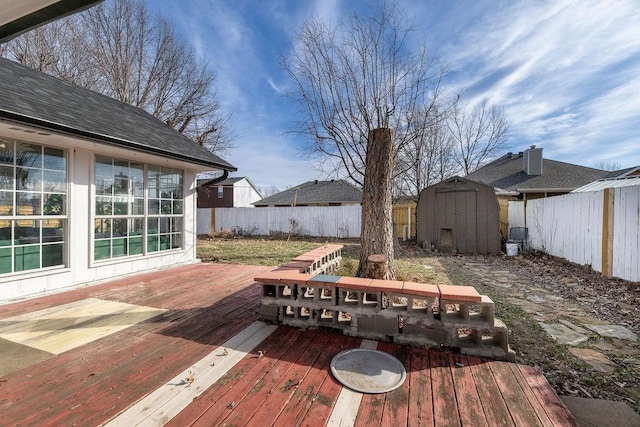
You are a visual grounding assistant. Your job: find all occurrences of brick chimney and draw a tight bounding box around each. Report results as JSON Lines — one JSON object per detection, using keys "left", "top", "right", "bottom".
{"left": 524, "top": 145, "right": 543, "bottom": 175}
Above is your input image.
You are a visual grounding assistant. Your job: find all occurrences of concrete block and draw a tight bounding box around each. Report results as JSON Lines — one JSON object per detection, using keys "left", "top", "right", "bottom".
{"left": 356, "top": 314, "right": 398, "bottom": 336}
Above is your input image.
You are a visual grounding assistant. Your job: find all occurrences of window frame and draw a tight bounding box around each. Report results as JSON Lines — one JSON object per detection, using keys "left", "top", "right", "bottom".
{"left": 92, "top": 155, "right": 184, "bottom": 263}
{"left": 0, "top": 138, "right": 68, "bottom": 275}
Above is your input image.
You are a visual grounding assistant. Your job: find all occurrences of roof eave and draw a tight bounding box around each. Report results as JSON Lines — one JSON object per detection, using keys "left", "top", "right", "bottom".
{"left": 0, "top": 111, "right": 236, "bottom": 172}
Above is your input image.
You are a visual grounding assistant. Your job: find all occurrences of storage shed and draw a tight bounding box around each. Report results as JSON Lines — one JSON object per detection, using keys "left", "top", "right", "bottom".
{"left": 416, "top": 177, "right": 501, "bottom": 254}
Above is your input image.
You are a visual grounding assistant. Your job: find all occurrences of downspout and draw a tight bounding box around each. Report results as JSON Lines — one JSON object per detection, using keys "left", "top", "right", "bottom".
{"left": 196, "top": 169, "right": 229, "bottom": 191}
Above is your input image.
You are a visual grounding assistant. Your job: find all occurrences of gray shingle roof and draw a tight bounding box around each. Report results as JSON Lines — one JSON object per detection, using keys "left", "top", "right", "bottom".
{"left": 254, "top": 180, "right": 362, "bottom": 206}
{"left": 0, "top": 58, "right": 235, "bottom": 171}
{"left": 465, "top": 152, "right": 610, "bottom": 192}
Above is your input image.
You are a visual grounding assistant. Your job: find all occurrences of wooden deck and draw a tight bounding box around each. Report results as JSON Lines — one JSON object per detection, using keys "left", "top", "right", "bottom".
{"left": 0, "top": 263, "right": 578, "bottom": 426}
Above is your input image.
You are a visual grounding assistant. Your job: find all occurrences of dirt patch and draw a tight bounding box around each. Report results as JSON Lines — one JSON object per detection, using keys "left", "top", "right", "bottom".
{"left": 422, "top": 250, "right": 640, "bottom": 414}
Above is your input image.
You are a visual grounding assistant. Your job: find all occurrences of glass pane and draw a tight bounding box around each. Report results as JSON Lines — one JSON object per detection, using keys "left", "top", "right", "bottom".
{"left": 15, "top": 244, "right": 40, "bottom": 271}
{"left": 43, "top": 194, "right": 65, "bottom": 216}
{"left": 159, "top": 217, "right": 169, "bottom": 233}
{"left": 148, "top": 167, "right": 160, "bottom": 198}
{"left": 42, "top": 243, "right": 63, "bottom": 267}
{"left": 113, "top": 218, "right": 127, "bottom": 237}
{"left": 132, "top": 218, "right": 143, "bottom": 234}
{"left": 132, "top": 198, "right": 144, "bottom": 215}
{"left": 94, "top": 238, "right": 111, "bottom": 260}
{"left": 15, "top": 220, "right": 40, "bottom": 244}
{"left": 95, "top": 156, "right": 113, "bottom": 176}
{"left": 43, "top": 147, "right": 66, "bottom": 171}
{"left": 0, "top": 139, "right": 14, "bottom": 165}
{"left": 43, "top": 171, "right": 66, "bottom": 193}
{"left": 114, "top": 160, "right": 129, "bottom": 195}
{"left": 130, "top": 163, "right": 144, "bottom": 197}
{"left": 42, "top": 219, "right": 64, "bottom": 242}
{"left": 17, "top": 192, "right": 41, "bottom": 215}
{"left": 96, "top": 176, "right": 113, "bottom": 196}
{"left": 0, "top": 191, "right": 13, "bottom": 215}
{"left": 94, "top": 218, "right": 111, "bottom": 238}
{"left": 171, "top": 232, "right": 182, "bottom": 249}
{"left": 16, "top": 167, "right": 42, "bottom": 191}
{"left": 95, "top": 196, "right": 112, "bottom": 215}
{"left": 148, "top": 199, "right": 159, "bottom": 215}
{"left": 0, "top": 245, "right": 12, "bottom": 274}
{"left": 173, "top": 217, "right": 183, "bottom": 233}
{"left": 16, "top": 142, "right": 42, "bottom": 168}
{"left": 0, "top": 166, "right": 13, "bottom": 190}
{"left": 147, "top": 218, "right": 159, "bottom": 235}
{"left": 173, "top": 200, "right": 182, "bottom": 215}
{"left": 161, "top": 199, "right": 172, "bottom": 214}
{"left": 113, "top": 199, "right": 128, "bottom": 215}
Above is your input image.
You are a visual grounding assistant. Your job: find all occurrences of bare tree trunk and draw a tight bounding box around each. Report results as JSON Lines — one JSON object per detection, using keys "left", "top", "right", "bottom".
{"left": 358, "top": 128, "right": 396, "bottom": 279}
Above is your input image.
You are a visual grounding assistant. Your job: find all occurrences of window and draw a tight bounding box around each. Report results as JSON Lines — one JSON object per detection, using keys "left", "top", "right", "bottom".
{"left": 0, "top": 139, "right": 67, "bottom": 274}
{"left": 94, "top": 156, "right": 183, "bottom": 261}
{"left": 217, "top": 185, "right": 224, "bottom": 198}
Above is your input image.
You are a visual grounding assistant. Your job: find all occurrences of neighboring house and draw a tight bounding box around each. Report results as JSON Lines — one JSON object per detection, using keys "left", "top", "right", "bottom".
{"left": 464, "top": 145, "right": 613, "bottom": 237}
{"left": 0, "top": 57, "right": 235, "bottom": 301}
{"left": 465, "top": 146, "right": 612, "bottom": 201}
{"left": 572, "top": 170, "right": 640, "bottom": 193}
{"left": 197, "top": 177, "right": 263, "bottom": 208}
{"left": 253, "top": 180, "right": 362, "bottom": 207}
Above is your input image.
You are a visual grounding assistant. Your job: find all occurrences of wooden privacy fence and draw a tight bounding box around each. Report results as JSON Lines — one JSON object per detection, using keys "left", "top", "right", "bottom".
{"left": 508, "top": 186, "right": 639, "bottom": 282}
{"left": 392, "top": 202, "right": 417, "bottom": 240}
{"left": 206, "top": 205, "right": 362, "bottom": 238}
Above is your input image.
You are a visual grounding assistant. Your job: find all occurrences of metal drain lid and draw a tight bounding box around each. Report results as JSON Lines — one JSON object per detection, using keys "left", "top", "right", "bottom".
{"left": 330, "top": 348, "right": 406, "bottom": 394}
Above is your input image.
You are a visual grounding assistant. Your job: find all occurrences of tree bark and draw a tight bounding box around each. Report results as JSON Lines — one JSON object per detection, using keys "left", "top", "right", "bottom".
{"left": 358, "top": 128, "right": 396, "bottom": 280}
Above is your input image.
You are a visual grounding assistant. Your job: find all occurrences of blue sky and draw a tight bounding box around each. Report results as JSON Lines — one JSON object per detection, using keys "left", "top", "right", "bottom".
{"left": 149, "top": 0, "right": 640, "bottom": 190}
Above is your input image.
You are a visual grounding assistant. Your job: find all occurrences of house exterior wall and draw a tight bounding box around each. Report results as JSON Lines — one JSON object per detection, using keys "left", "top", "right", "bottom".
{"left": 197, "top": 185, "right": 233, "bottom": 208}
{"left": 233, "top": 179, "right": 262, "bottom": 207}
{"left": 0, "top": 127, "right": 200, "bottom": 302}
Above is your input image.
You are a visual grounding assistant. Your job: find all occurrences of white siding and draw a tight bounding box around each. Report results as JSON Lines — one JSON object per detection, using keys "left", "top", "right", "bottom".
{"left": 214, "top": 205, "right": 362, "bottom": 238}
{"left": 0, "top": 128, "right": 203, "bottom": 302}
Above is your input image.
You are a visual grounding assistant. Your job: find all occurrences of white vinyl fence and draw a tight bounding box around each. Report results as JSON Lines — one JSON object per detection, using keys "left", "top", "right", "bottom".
{"left": 508, "top": 185, "right": 639, "bottom": 282}
{"left": 202, "top": 205, "right": 362, "bottom": 238}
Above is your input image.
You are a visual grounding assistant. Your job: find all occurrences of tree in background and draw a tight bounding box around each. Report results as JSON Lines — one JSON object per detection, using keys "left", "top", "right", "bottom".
{"left": 0, "top": 0, "right": 233, "bottom": 154}
{"left": 593, "top": 160, "right": 622, "bottom": 171}
{"left": 448, "top": 98, "right": 509, "bottom": 175}
{"left": 283, "top": 3, "right": 449, "bottom": 278}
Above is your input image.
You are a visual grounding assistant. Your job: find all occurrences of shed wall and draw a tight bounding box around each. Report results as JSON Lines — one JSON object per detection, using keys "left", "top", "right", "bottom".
{"left": 417, "top": 178, "right": 500, "bottom": 254}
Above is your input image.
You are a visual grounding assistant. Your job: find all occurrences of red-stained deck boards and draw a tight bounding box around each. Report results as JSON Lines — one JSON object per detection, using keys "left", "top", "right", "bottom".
{"left": 450, "top": 353, "right": 489, "bottom": 427}
{"left": 408, "top": 347, "right": 435, "bottom": 427}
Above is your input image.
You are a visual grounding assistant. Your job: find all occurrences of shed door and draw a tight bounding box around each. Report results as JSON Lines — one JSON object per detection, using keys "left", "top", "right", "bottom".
{"left": 435, "top": 189, "right": 478, "bottom": 253}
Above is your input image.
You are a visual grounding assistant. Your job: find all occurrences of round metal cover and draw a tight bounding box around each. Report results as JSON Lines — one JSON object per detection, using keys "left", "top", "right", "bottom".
{"left": 330, "top": 348, "right": 406, "bottom": 393}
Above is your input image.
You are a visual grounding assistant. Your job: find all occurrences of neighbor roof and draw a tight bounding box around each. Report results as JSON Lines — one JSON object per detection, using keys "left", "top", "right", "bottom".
{"left": 572, "top": 175, "right": 640, "bottom": 193}
{"left": 0, "top": 58, "right": 235, "bottom": 171}
{"left": 253, "top": 180, "right": 362, "bottom": 206}
{"left": 465, "top": 152, "right": 610, "bottom": 192}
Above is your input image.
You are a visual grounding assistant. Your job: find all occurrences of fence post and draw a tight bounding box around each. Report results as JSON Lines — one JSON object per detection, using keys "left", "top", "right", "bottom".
{"left": 601, "top": 188, "right": 614, "bottom": 278}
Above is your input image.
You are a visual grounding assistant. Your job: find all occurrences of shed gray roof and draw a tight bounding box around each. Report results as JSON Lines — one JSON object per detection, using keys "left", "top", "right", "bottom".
{"left": 0, "top": 58, "right": 235, "bottom": 171}
{"left": 254, "top": 180, "right": 362, "bottom": 206}
{"left": 465, "top": 152, "right": 609, "bottom": 192}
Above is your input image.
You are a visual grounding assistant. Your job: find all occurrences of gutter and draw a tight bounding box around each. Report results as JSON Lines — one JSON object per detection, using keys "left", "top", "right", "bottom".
{"left": 196, "top": 170, "right": 229, "bottom": 190}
